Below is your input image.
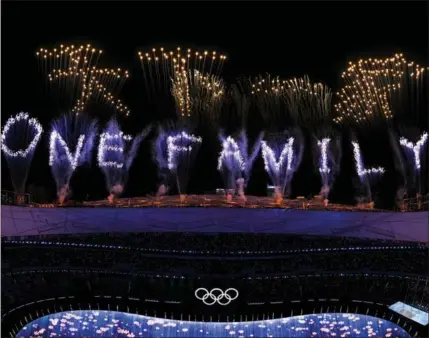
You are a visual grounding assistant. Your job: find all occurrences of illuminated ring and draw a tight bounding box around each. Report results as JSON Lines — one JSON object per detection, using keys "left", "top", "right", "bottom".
{"left": 194, "top": 288, "right": 239, "bottom": 306}
{"left": 195, "top": 288, "right": 217, "bottom": 306}
{"left": 221, "top": 288, "right": 239, "bottom": 305}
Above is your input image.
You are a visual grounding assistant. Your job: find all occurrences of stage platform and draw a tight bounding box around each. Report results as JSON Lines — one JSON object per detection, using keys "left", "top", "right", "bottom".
{"left": 1, "top": 195, "right": 427, "bottom": 242}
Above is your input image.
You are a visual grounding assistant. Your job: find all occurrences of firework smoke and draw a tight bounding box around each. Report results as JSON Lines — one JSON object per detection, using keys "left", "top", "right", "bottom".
{"left": 49, "top": 114, "right": 98, "bottom": 204}
{"left": 97, "top": 120, "right": 151, "bottom": 203}
{"left": 1, "top": 112, "right": 43, "bottom": 194}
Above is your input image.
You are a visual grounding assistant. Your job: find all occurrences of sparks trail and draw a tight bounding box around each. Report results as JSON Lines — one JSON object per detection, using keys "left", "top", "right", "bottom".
{"left": 283, "top": 76, "right": 332, "bottom": 129}
{"left": 260, "top": 130, "right": 304, "bottom": 203}
{"left": 250, "top": 74, "right": 291, "bottom": 130}
{"left": 334, "top": 52, "right": 428, "bottom": 206}
{"left": 334, "top": 54, "right": 403, "bottom": 127}
{"left": 251, "top": 75, "right": 332, "bottom": 201}
{"left": 153, "top": 126, "right": 202, "bottom": 200}
{"left": 37, "top": 44, "right": 131, "bottom": 116}
{"left": 390, "top": 128, "right": 428, "bottom": 197}
{"left": 224, "top": 83, "right": 251, "bottom": 130}
{"left": 1, "top": 112, "right": 43, "bottom": 194}
{"left": 98, "top": 120, "right": 151, "bottom": 204}
{"left": 142, "top": 46, "right": 227, "bottom": 199}
{"left": 217, "top": 130, "right": 263, "bottom": 202}
{"left": 49, "top": 114, "right": 98, "bottom": 204}
{"left": 249, "top": 74, "right": 332, "bottom": 130}
{"left": 138, "top": 46, "right": 227, "bottom": 128}
{"left": 388, "top": 59, "right": 428, "bottom": 127}
{"left": 389, "top": 58, "right": 428, "bottom": 197}
{"left": 313, "top": 130, "right": 342, "bottom": 203}
{"left": 249, "top": 75, "right": 294, "bottom": 202}
{"left": 387, "top": 59, "right": 428, "bottom": 195}
{"left": 171, "top": 69, "right": 224, "bottom": 127}
{"left": 351, "top": 138, "right": 385, "bottom": 206}
{"left": 337, "top": 53, "right": 429, "bottom": 196}
{"left": 334, "top": 53, "right": 428, "bottom": 128}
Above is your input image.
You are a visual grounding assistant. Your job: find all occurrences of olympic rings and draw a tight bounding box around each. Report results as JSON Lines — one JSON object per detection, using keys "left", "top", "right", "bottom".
{"left": 194, "top": 288, "right": 239, "bottom": 306}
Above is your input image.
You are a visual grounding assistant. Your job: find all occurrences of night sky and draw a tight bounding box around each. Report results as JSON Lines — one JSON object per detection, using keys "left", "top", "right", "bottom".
{"left": 2, "top": 1, "right": 428, "bottom": 207}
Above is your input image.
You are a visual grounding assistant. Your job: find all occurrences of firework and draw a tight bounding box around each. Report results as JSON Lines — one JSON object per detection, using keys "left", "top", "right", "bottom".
{"left": 390, "top": 129, "right": 428, "bottom": 196}
{"left": 315, "top": 135, "right": 342, "bottom": 200}
{"left": 153, "top": 127, "right": 202, "bottom": 197}
{"left": 334, "top": 53, "right": 428, "bottom": 127}
{"left": 389, "top": 130, "right": 408, "bottom": 190}
{"left": 139, "top": 47, "right": 226, "bottom": 127}
{"left": 351, "top": 140, "right": 385, "bottom": 203}
{"left": 171, "top": 69, "right": 224, "bottom": 126}
{"left": 217, "top": 130, "right": 263, "bottom": 200}
{"left": 400, "top": 132, "right": 428, "bottom": 170}
{"left": 1, "top": 112, "right": 43, "bottom": 193}
{"left": 250, "top": 74, "right": 332, "bottom": 130}
{"left": 97, "top": 120, "right": 151, "bottom": 203}
{"left": 387, "top": 60, "right": 428, "bottom": 127}
{"left": 312, "top": 126, "right": 342, "bottom": 201}
{"left": 284, "top": 76, "right": 332, "bottom": 128}
{"left": 37, "top": 44, "right": 130, "bottom": 116}
{"left": 250, "top": 74, "right": 290, "bottom": 130}
{"left": 260, "top": 130, "right": 304, "bottom": 200}
{"left": 49, "top": 114, "right": 98, "bottom": 204}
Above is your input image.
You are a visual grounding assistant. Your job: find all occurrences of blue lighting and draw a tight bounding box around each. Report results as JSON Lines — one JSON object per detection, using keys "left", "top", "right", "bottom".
{"left": 16, "top": 311, "right": 411, "bottom": 337}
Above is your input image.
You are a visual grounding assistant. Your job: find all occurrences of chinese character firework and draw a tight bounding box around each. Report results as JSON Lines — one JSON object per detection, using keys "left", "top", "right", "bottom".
{"left": 37, "top": 44, "right": 130, "bottom": 116}
{"left": 139, "top": 47, "right": 226, "bottom": 129}
{"left": 334, "top": 53, "right": 428, "bottom": 128}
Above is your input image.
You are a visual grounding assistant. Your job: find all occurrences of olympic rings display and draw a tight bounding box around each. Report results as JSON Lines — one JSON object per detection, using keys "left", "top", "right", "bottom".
{"left": 194, "top": 288, "right": 239, "bottom": 306}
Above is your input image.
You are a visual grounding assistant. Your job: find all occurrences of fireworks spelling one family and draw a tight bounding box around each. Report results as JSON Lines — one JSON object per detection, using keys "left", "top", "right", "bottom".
{"left": 1, "top": 45, "right": 428, "bottom": 206}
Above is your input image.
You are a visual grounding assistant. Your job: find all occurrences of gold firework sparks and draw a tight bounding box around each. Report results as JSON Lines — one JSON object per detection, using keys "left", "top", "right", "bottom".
{"left": 138, "top": 46, "right": 226, "bottom": 125}
{"left": 37, "top": 44, "right": 130, "bottom": 116}
{"left": 250, "top": 74, "right": 332, "bottom": 129}
{"left": 333, "top": 53, "right": 428, "bottom": 126}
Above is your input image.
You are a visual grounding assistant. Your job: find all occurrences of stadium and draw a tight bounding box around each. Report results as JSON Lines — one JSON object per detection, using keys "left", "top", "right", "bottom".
{"left": 2, "top": 194, "right": 429, "bottom": 337}
{"left": 2, "top": 2, "right": 429, "bottom": 338}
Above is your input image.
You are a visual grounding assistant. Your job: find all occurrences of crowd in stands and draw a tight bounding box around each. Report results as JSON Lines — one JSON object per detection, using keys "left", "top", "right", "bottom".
{"left": 3, "top": 243, "right": 426, "bottom": 276}
{"left": 3, "top": 269, "right": 420, "bottom": 312}
{"left": 3, "top": 232, "right": 423, "bottom": 256}
{"left": 3, "top": 233, "right": 426, "bottom": 321}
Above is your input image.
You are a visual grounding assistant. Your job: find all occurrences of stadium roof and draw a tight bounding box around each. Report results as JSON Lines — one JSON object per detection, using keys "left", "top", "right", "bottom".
{"left": 1, "top": 206, "right": 427, "bottom": 242}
